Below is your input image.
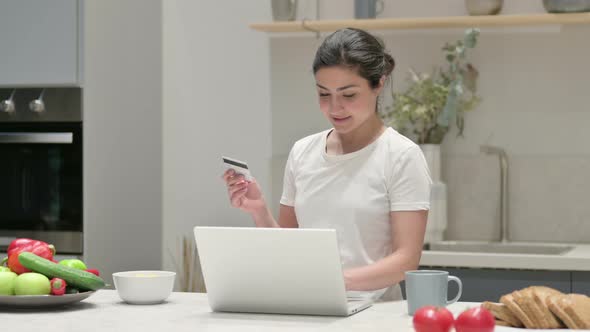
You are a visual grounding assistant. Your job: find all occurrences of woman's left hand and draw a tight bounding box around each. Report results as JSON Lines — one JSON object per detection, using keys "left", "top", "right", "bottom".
{"left": 342, "top": 269, "right": 357, "bottom": 290}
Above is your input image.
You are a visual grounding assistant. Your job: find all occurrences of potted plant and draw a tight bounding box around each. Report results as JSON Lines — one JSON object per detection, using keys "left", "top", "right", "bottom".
{"left": 381, "top": 28, "right": 481, "bottom": 181}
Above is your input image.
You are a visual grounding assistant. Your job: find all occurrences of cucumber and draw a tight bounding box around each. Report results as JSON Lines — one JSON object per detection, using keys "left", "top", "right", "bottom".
{"left": 18, "top": 252, "right": 105, "bottom": 291}
{"left": 65, "top": 286, "right": 79, "bottom": 294}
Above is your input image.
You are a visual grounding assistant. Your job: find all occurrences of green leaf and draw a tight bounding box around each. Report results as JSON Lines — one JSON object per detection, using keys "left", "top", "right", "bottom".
{"left": 456, "top": 46, "right": 465, "bottom": 58}
{"left": 454, "top": 79, "right": 464, "bottom": 95}
{"left": 428, "top": 126, "right": 448, "bottom": 144}
{"left": 462, "top": 63, "right": 479, "bottom": 92}
{"left": 456, "top": 114, "right": 465, "bottom": 137}
{"left": 463, "top": 28, "right": 480, "bottom": 48}
{"left": 437, "top": 90, "right": 457, "bottom": 127}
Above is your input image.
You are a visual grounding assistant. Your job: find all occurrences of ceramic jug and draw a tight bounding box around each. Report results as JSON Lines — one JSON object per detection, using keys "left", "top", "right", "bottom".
{"left": 272, "top": 0, "right": 298, "bottom": 21}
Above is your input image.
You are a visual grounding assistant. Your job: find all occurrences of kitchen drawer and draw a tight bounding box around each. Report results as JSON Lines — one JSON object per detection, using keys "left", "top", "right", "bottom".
{"left": 572, "top": 271, "right": 590, "bottom": 294}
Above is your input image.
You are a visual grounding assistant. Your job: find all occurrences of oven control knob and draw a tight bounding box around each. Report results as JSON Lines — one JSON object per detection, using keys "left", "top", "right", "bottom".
{"left": 29, "top": 99, "right": 45, "bottom": 113}
{"left": 1, "top": 89, "right": 16, "bottom": 114}
{"left": 29, "top": 89, "right": 46, "bottom": 113}
{"left": 0, "top": 99, "right": 16, "bottom": 113}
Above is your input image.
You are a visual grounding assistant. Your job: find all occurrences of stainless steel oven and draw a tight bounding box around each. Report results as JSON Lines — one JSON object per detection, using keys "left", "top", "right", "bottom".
{"left": 0, "top": 88, "right": 82, "bottom": 254}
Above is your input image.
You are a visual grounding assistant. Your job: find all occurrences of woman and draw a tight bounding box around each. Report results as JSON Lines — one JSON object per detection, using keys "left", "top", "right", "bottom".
{"left": 223, "top": 27, "right": 432, "bottom": 301}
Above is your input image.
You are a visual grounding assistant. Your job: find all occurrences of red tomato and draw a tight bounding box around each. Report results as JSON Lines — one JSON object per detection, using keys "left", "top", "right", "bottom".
{"left": 413, "top": 305, "right": 454, "bottom": 332}
{"left": 455, "top": 306, "right": 495, "bottom": 332}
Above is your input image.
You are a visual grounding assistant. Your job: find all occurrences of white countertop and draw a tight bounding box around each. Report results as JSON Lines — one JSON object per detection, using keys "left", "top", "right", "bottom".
{"left": 420, "top": 243, "right": 590, "bottom": 271}
{"left": 0, "top": 290, "right": 474, "bottom": 332}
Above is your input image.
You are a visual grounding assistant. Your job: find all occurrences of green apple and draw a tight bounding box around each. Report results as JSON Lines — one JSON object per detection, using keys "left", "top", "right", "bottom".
{"left": 0, "top": 266, "right": 11, "bottom": 273}
{"left": 0, "top": 271, "right": 18, "bottom": 295}
{"left": 14, "top": 272, "right": 51, "bottom": 295}
{"left": 58, "top": 259, "right": 87, "bottom": 270}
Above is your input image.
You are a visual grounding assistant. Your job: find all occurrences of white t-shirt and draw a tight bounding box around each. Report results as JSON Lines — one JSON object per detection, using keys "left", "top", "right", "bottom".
{"left": 280, "top": 127, "right": 432, "bottom": 301}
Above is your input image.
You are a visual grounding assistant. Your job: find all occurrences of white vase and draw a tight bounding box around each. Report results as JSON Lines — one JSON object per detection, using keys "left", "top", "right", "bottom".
{"left": 420, "top": 144, "right": 441, "bottom": 182}
{"left": 420, "top": 144, "right": 447, "bottom": 243}
{"left": 424, "top": 181, "right": 448, "bottom": 243}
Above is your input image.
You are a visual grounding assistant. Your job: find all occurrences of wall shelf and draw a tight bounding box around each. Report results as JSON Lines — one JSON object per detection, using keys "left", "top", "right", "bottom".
{"left": 249, "top": 12, "right": 590, "bottom": 33}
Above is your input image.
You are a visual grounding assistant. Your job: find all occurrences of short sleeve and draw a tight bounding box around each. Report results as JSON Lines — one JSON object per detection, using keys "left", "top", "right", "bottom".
{"left": 279, "top": 147, "right": 296, "bottom": 207}
{"left": 387, "top": 145, "right": 433, "bottom": 211}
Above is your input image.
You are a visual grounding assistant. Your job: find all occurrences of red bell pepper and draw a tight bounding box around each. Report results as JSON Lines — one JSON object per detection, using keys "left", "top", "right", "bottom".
{"left": 50, "top": 278, "right": 67, "bottom": 296}
{"left": 1, "top": 238, "right": 55, "bottom": 274}
{"left": 7, "top": 238, "right": 39, "bottom": 256}
{"left": 85, "top": 268, "right": 100, "bottom": 276}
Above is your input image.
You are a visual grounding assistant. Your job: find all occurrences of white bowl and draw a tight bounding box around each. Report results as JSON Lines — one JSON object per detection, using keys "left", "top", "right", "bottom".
{"left": 112, "top": 270, "right": 176, "bottom": 304}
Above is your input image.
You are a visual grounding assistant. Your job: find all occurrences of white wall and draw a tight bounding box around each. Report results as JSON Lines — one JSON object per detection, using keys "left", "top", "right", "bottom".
{"left": 270, "top": 1, "right": 590, "bottom": 243}
{"left": 162, "top": 1, "right": 272, "bottom": 279}
{"left": 83, "top": 0, "right": 163, "bottom": 284}
{"left": 83, "top": 0, "right": 271, "bottom": 287}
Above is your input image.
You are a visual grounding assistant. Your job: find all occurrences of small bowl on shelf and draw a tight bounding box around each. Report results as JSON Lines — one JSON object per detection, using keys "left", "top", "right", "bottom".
{"left": 543, "top": 0, "right": 590, "bottom": 13}
{"left": 465, "top": 0, "right": 503, "bottom": 16}
{"left": 112, "top": 270, "right": 176, "bottom": 305}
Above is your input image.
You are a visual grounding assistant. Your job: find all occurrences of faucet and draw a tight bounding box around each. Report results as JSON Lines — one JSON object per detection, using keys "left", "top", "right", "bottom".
{"left": 480, "top": 145, "right": 509, "bottom": 243}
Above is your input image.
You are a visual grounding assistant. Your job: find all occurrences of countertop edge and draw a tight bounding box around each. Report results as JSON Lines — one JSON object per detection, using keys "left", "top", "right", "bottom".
{"left": 420, "top": 246, "right": 590, "bottom": 271}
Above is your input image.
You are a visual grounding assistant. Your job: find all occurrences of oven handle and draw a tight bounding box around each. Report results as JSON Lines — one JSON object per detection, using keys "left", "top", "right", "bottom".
{"left": 0, "top": 132, "right": 73, "bottom": 144}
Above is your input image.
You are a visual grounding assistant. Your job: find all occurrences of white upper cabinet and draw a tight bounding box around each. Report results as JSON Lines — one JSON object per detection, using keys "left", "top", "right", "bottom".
{"left": 0, "top": 0, "right": 80, "bottom": 86}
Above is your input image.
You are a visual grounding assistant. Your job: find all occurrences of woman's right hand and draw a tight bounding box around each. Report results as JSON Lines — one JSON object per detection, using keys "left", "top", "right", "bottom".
{"left": 222, "top": 169, "right": 266, "bottom": 215}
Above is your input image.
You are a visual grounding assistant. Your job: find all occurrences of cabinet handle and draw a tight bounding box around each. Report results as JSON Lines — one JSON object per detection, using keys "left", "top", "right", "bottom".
{"left": 0, "top": 132, "right": 73, "bottom": 144}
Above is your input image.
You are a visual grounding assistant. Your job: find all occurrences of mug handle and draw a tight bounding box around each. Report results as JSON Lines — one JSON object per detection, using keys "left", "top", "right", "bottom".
{"left": 446, "top": 276, "right": 462, "bottom": 305}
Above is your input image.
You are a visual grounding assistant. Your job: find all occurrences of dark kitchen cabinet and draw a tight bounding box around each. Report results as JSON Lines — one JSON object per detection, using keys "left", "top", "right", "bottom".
{"left": 572, "top": 272, "right": 590, "bottom": 294}
{"left": 0, "top": 0, "right": 81, "bottom": 86}
{"left": 400, "top": 267, "right": 572, "bottom": 302}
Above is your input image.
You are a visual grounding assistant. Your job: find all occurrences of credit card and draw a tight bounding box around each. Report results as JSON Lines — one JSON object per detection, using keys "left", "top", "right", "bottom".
{"left": 222, "top": 156, "right": 253, "bottom": 181}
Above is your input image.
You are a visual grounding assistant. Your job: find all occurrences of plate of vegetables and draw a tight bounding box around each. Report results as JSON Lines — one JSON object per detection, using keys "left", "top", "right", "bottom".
{"left": 0, "top": 238, "right": 105, "bottom": 308}
{"left": 0, "top": 290, "right": 97, "bottom": 308}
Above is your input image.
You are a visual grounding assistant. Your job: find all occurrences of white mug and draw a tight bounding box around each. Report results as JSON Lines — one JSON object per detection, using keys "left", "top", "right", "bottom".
{"left": 405, "top": 270, "right": 463, "bottom": 315}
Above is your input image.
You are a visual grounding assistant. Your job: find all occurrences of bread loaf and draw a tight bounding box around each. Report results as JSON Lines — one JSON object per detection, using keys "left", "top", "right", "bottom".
{"left": 547, "top": 293, "right": 590, "bottom": 329}
{"left": 500, "top": 292, "right": 536, "bottom": 328}
{"left": 489, "top": 286, "right": 589, "bottom": 330}
{"left": 482, "top": 301, "right": 523, "bottom": 327}
{"left": 530, "top": 286, "right": 565, "bottom": 328}
{"left": 547, "top": 294, "right": 581, "bottom": 329}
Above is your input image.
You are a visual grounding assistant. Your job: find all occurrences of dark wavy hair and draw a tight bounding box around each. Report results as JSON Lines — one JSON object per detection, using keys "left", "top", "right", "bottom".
{"left": 312, "top": 28, "right": 395, "bottom": 89}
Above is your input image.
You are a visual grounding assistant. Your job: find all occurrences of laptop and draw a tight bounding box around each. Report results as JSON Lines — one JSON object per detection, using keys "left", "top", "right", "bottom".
{"left": 193, "top": 226, "right": 373, "bottom": 316}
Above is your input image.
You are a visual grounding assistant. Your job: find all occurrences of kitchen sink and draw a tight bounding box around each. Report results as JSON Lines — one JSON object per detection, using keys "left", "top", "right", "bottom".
{"left": 423, "top": 241, "right": 574, "bottom": 255}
